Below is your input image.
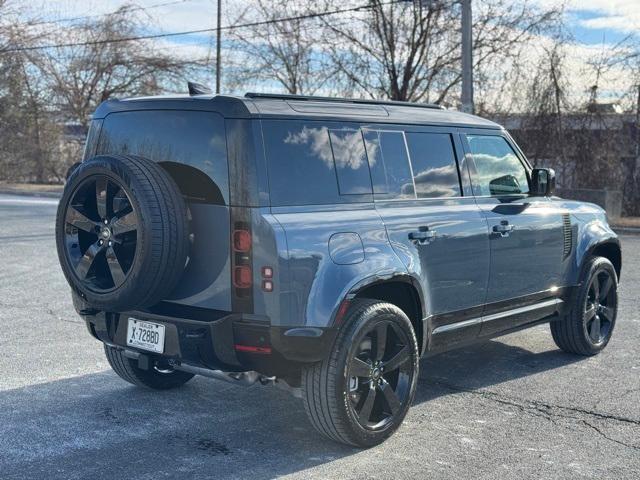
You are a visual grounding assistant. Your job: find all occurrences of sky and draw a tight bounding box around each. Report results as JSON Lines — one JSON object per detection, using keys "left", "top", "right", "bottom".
{"left": 10, "top": 0, "right": 640, "bottom": 104}
{"left": 23, "top": 0, "right": 639, "bottom": 45}
{"left": 566, "top": 0, "right": 639, "bottom": 44}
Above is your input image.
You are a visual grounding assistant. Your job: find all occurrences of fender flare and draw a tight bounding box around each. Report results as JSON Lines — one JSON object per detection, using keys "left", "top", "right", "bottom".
{"left": 575, "top": 220, "right": 621, "bottom": 283}
{"left": 332, "top": 272, "right": 429, "bottom": 356}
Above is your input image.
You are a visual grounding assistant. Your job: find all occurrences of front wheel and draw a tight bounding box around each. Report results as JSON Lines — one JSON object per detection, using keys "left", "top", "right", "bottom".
{"left": 301, "top": 299, "right": 419, "bottom": 447}
{"left": 550, "top": 256, "right": 618, "bottom": 356}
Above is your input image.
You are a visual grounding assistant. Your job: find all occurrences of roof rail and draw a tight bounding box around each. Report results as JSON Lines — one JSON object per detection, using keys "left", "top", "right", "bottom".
{"left": 244, "top": 92, "right": 444, "bottom": 110}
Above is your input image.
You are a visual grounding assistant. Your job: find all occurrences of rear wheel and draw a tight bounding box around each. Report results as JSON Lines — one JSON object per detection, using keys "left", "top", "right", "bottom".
{"left": 301, "top": 299, "right": 419, "bottom": 447}
{"left": 104, "top": 345, "right": 194, "bottom": 390}
{"left": 550, "top": 256, "right": 618, "bottom": 356}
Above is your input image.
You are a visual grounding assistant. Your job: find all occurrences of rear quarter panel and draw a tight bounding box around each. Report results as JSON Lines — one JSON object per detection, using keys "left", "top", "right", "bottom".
{"left": 267, "top": 203, "right": 407, "bottom": 328}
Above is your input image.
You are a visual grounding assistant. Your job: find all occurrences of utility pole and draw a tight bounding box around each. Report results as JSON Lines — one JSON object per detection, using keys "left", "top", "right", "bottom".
{"left": 635, "top": 83, "right": 640, "bottom": 159}
{"left": 460, "top": 0, "right": 473, "bottom": 113}
{"left": 215, "top": 0, "right": 222, "bottom": 94}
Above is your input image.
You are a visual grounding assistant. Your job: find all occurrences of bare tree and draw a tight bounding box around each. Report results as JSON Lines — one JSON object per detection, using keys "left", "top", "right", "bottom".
{"left": 31, "top": 6, "right": 198, "bottom": 128}
{"left": 0, "top": 0, "right": 54, "bottom": 182}
{"left": 602, "top": 35, "right": 640, "bottom": 215}
{"left": 507, "top": 35, "right": 633, "bottom": 211}
{"left": 318, "top": 0, "right": 561, "bottom": 104}
{"left": 227, "top": 0, "right": 336, "bottom": 95}
{"left": 0, "top": 3, "right": 200, "bottom": 183}
{"left": 519, "top": 42, "right": 571, "bottom": 170}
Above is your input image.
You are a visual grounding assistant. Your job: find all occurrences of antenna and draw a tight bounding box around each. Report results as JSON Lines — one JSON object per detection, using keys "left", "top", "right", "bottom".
{"left": 188, "top": 81, "right": 212, "bottom": 96}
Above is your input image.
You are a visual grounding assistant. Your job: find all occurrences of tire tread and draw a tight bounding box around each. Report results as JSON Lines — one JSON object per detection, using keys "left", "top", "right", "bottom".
{"left": 301, "top": 299, "right": 418, "bottom": 447}
{"left": 550, "top": 256, "right": 617, "bottom": 356}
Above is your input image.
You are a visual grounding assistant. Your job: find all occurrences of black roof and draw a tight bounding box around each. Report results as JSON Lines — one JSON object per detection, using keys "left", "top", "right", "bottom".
{"left": 93, "top": 92, "right": 501, "bottom": 129}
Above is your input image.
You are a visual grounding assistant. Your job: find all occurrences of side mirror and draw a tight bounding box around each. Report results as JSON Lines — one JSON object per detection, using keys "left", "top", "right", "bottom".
{"left": 531, "top": 168, "right": 555, "bottom": 196}
{"left": 489, "top": 174, "right": 522, "bottom": 195}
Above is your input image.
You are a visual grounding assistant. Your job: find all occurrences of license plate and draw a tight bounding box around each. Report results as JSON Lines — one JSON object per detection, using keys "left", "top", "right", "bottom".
{"left": 126, "top": 318, "right": 165, "bottom": 353}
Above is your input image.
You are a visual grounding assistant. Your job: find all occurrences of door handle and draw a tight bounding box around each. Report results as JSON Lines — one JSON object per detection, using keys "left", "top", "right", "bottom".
{"left": 409, "top": 226, "right": 436, "bottom": 245}
{"left": 492, "top": 220, "right": 515, "bottom": 238}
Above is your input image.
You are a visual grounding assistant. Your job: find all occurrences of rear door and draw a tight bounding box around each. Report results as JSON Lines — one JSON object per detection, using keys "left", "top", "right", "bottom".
{"left": 95, "top": 110, "right": 232, "bottom": 311}
{"left": 364, "top": 126, "right": 490, "bottom": 347}
{"left": 462, "top": 132, "right": 566, "bottom": 336}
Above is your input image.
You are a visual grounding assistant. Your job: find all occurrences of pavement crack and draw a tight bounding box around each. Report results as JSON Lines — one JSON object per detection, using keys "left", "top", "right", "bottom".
{"left": 421, "top": 378, "right": 640, "bottom": 428}
{"left": 580, "top": 419, "right": 640, "bottom": 451}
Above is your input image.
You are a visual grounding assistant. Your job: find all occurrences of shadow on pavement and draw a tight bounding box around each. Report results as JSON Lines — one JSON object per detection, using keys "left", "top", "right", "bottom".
{"left": 0, "top": 338, "right": 583, "bottom": 480}
{"left": 418, "top": 336, "right": 584, "bottom": 402}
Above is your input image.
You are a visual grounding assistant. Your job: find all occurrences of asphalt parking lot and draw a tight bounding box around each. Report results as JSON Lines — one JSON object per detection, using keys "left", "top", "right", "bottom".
{"left": 0, "top": 193, "right": 638, "bottom": 479}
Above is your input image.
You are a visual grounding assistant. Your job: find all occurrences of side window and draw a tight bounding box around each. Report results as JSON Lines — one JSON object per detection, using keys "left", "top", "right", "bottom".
{"left": 262, "top": 121, "right": 372, "bottom": 206}
{"left": 466, "top": 135, "right": 529, "bottom": 196}
{"left": 328, "top": 129, "right": 372, "bottom": 195}
{"left": 363, "top": 130, "right": 415, "bottom": 199}
{"left": 405, "top": 132, "right": 461, "bottom": 198}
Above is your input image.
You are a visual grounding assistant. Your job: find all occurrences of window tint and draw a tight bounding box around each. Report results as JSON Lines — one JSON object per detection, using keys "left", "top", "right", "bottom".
{"left": 466, "top": 135, "right": 529, "bottom": 196}
{"left": 329, "top": 129, "right": 372, "bottom": 195}
{"left": 96, "top": 110, "right": 229, "bottom": 202}
{"left": 406, "top": 132, "right": 461, "bottom": 198}
{"left": 262, "top": 121, "right": 338, "bottom": 206}
{"left": 363, "top": 130, "right": 414, "bottom": 199}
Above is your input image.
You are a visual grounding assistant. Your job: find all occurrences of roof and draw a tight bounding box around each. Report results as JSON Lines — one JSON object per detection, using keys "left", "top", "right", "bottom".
{"left": 93, "top": 92, "right": 501, "bottom": 129}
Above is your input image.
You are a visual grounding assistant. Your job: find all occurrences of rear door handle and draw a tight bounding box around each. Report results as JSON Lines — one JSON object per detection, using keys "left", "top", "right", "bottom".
{"left": 409, "top": 226, "right": 436, "bottom": 245}
{"left": 492, "top": 220, "right": 515, "bottom": 237}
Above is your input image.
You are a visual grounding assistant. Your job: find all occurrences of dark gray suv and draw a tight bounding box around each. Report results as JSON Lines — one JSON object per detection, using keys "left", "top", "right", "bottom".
{"left": 56, "top": 91, "right": 621, "bottom": 447}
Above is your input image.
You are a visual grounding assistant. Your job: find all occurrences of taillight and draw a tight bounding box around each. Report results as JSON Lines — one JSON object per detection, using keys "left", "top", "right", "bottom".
{"left": 233, "top": 229, "right": 251, "bottom": 252}
{"left": 233, "top": 265, "right": 252, "bottom": 288}
{"left": 231, "top": 218, "right": 253, "bottom": 307}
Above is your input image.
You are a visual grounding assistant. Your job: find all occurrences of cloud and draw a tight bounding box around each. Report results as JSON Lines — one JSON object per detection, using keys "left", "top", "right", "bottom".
{"left": 555, "top": 0, "right": 639, "bottom": 34}
{"left": 578, "top": 15, "right": 639, "bottom": 34}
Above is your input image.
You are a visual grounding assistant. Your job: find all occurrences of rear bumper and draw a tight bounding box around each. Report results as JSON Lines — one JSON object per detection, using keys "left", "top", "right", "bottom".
{"left": 82, "top": 308, "right": 337, "bottom": 375}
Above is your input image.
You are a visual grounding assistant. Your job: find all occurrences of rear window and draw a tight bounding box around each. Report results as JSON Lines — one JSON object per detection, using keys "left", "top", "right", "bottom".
{"left": 363, "top": 129, "right": 415, "bottom": 200}
{"left": 96, "top": 110, "right": 229, "bottom": 203}
{"left": 405, "top": 132, "right": 461, "bottom": 198}
{"left": 262, "top": 120, "right": 372, "bottom": 206}
{"left": 328, "top": 129, "right": 371, "bottom": 195}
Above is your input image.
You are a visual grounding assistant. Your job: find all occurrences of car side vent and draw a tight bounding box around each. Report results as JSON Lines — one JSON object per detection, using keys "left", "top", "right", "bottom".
{"left": 562, "top": 214, "right": 572, "bottom": 259}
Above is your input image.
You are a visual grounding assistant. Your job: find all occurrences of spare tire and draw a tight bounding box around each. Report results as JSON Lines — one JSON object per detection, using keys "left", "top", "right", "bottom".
{"left": 56, "top": 154, "right": 189, "bottom": 312}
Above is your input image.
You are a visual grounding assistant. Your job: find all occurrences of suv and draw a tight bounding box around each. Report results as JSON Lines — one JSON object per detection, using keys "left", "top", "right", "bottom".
{"left": 56, "top": 91, "right": 621, "bottom": 447}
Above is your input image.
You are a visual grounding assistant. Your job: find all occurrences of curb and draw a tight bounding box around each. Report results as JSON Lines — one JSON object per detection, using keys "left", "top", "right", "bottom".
{"left": 0, "top": 188, "right": 62, "bottom": 199}
{"left": 612, "top": 226, "right": 640, "bottom": 235}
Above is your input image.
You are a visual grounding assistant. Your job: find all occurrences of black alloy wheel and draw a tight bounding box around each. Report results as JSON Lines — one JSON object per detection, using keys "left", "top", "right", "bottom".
{"left": 550, "top": 256, "right": 618, "bottom": 356}
{"left": 63, "top": 175, "right": 138, "bottom": 291}
{"left": 301, "top": 299, "right": 419, "bottom": 447}
{"left": 583, "top": 268, "right": 616, "bottom": 346}
{"left": 347, "top": 320, "right": 413, "bottom": 431}
{"left": 56, "top": 155, "right": 189, "bottom": 311}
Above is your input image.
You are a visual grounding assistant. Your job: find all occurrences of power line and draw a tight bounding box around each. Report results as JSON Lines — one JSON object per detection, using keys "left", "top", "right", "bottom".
{"left": 2, "top": 0, "right": 405, "bottom": 54}
{"left": 16, "top": 0, "right": 190, "bottom": 28}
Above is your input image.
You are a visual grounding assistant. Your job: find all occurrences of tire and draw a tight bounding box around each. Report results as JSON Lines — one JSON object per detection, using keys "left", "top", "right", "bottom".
{"left": 56, "top": 154, "right": 189, "bottom": 312}
{"left": 550, "top": 256, "right": 618, "bottom": 356}
{"left": 104, "top": 345, "right": 194, "bottom": 390}
{"left": 301, "top": 299, "right": 419, "bottom": 447}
